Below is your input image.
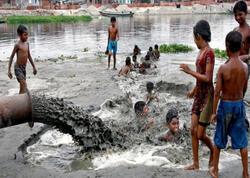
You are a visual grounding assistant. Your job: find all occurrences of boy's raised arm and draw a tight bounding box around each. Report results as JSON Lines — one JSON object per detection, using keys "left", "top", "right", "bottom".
{"left": 28, "top": 43, "right": 37, "bottom": 75}
{"left": 8, "top": 44, "right": 18, "bottom": 79}
{"left": 211, "top": 67, "right": 223, "bottom": 125}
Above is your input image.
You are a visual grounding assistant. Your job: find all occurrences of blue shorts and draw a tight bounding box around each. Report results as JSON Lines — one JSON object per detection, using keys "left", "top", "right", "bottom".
{"left": 214, "top": 99, "right": 248, "bottom": 149}
{"left": 108, "top": 40, "right": 117, "bottom": 54}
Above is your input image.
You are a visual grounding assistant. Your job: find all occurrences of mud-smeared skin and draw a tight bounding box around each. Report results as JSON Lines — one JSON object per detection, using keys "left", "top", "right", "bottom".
{"left": 31, "top": 95, "right": 114, "bottom": 151}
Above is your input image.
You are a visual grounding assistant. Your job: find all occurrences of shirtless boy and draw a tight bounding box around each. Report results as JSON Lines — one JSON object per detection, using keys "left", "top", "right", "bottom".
{"left": 210, "top": 31, "right": 249, "bottom": 178}
{"left": 8, "top": 25, "right": 37, "bottom": 94}
{"left": 107, "top": 17, "right": 119, "bottom": 70}
{"left": 233, "top": 1, "right": 250, "bottom": 75}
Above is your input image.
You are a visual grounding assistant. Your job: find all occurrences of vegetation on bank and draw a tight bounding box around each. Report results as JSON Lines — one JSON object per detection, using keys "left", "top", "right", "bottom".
{"left": 214, "top": 48, "right": 228, "bottom": 59}
{"left": 159, "top": 44, "right": 193, "bottom": 53}
{"left": 5, "top": 15, "right": 92, "bottom": 24}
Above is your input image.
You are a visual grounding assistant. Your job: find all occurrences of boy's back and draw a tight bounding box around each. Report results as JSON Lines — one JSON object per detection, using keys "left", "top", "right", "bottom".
{"left": 220, "top": 58, "right": 248, "bottom": 100}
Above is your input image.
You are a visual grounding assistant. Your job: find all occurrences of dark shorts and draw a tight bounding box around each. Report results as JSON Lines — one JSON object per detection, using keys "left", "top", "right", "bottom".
{"left": 214, "top": 99, "right": 248, "bottom": 149}
{"left": 14, "top": 63, "right": 26, "bottom": 82}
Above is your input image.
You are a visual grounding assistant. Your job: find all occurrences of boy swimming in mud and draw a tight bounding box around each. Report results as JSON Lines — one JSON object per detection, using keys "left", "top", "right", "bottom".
{"left": 133, "top": 45, "right": 141, "bottom": 56}
{"left": 158, "top": 108, "right": 180, "bottom": 142}
{"left": 145, "top": 82, "right": 159, "bottom": 104}
{"left": 210, "top": 31, "right": 249, "bottom": 178}
{"left": 134, "top": 101, "right": 154, "bottom": 133}
{"left": 107, "top": 17, "right": 119, "bottom": 70}
{"left": 233, "top": 1, "right": 250, "bottom": 75}
{"left": 180, "top": 20, "right": 214, "bottom": 170}
{"left": 118, "top": 57, "right": 132, "bottom": 77}
{"left": 8, "top": 25, "right": 37, "bottom": 94}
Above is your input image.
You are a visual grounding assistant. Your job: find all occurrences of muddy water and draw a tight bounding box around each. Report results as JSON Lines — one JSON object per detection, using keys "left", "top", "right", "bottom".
{"left": 1, "top": 14, "right": 249, "bottom": 172}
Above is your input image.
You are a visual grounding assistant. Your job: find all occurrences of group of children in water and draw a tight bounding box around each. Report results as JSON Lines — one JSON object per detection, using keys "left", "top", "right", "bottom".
{"left": 6, "top": 0, "right": 250, "bottom": 177}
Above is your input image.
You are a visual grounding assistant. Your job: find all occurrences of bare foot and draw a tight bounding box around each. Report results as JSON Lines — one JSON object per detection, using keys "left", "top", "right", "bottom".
{"left": 208, "top": 151, "right": 214, "bottom": 168}
{"left": 209, "top": 169, "right": 217, "bottom": 178}
{"left": 113, "top": 67, "right": 117, "bottom": 70}
{"left": 184, "top": 164, "right": 199, "bottom": 170}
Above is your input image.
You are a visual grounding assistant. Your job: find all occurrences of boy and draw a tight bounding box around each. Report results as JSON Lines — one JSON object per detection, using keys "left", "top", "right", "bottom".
{"left": 118, "top": 57, "right": 131, "bottom": 77}
{"left": 134, "top": 101, "right": 154, "bottom": 133}
{"left": 154, "top": 44, "right": 160, "bottom": 60}
{"left": 133, "top": 45, "right": 141, "bottom": 56}
{"left": 233, "top": 1, "right": 250, "bottom": 75}
{"left": 132, "top": 55, "right": 140, "bottom": 68}
{"left": 180, "top": 20, "right": 214, "bottom": 170}
{"left": 8, "top": 25, "right": 37, "bottom": 94}
{"left": 147, "top": 47, "right": 154, "bottom": 60}
{"left": 158, "top": 108, "right": 180, "bottom": 142}
{"left": 107, "top": 17, "right": 119, "bottom": 70}
{"left": 210, "top": 31, "right": 249, "bottom": 178}
{"left": 145, "top": 81, "right": 159, "bottom": 104}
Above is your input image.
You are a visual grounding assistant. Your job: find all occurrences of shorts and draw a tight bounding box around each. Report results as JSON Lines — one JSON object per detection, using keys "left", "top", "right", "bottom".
{"left": 192, "top": 90, "right": 213, "bottom": 126}
{"left": 214, "top": 99, "right": 248, "bottom": 149}
{"left": 14, "top": 63, "right": 26, "bottom": 82}
{"left": 108, "top": 40, "right": 117, "bottom": 54}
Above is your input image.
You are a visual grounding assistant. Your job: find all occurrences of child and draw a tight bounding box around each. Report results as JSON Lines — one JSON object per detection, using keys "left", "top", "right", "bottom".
{"left": 134, "top": 101, "right": 154, "bottom": 133}
{"left": 210, "top": 31, "right": 249, "bottom": 178}
{"left": 118, "top": 57, "right": 131, "bottom": 77}
{"left": 133, "top": 45, "right": 141, "bottom": 56}
{"left": 139, "top": 62, "right": 147, "bottom": 74}
{"left": 154, "top": 44, "right": 160, "bottom": 60}
{"left": 158, "top": 108, "right": 180, "bottom": 142}
{"left": 132, "top": 55, "right": 140, "bottom": 68}
{"left": 180, "top": 20, "right": 214, "bottom": 170}
{"left": 147, "top": 47, "right": 154, "bottom": 60}
{"left": 8, "top": 25, "right": 37, "bottom": 94}
{"left": 107, "top": 17, "right": 119, "bottom": 70}
{"left": 145, "top": 81, "right": 159, "bottom": 104}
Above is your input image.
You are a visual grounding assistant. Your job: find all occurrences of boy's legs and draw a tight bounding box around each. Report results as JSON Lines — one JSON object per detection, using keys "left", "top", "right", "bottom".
{"left": 240, "top": 147, "right": 249, "bottom": 178}
{"left": 19, "top": 79, "right": 27, "bottom": 94}
{"left": 107, "top": 51, "right": 112, "bottom": 69}
{"left": 209, "top": 145, "right": 220, "bottom": 178}
{"left": 197, "top": 125, "right": 214, "bottom": 168}
{"left": 113, "top": 53, "right": 116, "bottom": 70}
{"left": 184, "top": 114, "right": 199, "bottom": 170}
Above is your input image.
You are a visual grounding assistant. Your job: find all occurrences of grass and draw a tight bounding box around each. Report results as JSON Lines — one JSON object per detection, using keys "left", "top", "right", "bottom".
{"left": 214, "top": 48, "right": 228, "bottom": 59}
{"left": 5, "top": 15, "right": 92, "bottom": 24}
{"left": 82, "top": 47, "right": 89, "bottom": 52}
{"left": 159, "top": 44, "right": 193, "bottom": 53}
{"left": 34, "top": 54, "right": 78, "bottom": 62}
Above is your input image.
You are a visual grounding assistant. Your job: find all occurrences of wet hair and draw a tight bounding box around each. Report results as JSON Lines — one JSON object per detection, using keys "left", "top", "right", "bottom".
{"left": 145, "top": 54, "right": 150, "bottom": 61}
{"left": 17, "top": 25, "right": 27, "bottom": 35}
{"left": 149, "top": 47, "right": 153, "bottom": 51}
{"left": 166, "top": 108, "right": 178, "bottom": 124}
{"left": 154, "top": 44, "right": 158, "bottom": 49}
{"left": 134, "top": 101, "right": 146, "bottom": 115}
{"left": 226, "top": 31, "right": 242, "bottom": 52}
{"left": 134, "top": 45, "right": 138, "bottom": 49}
{"left": 132, "top": 55, "right": 137, "bottom": 60}
{"left": 193, "top": 20, "right": 211, "bottom": 42}
{"left": 111, "top": 17, "right": 116, "bottom": 22}
{"left": 146, "top": 82, "right": 154, "bottom": 92}
{"left": 126, "top": 57, "right": 131, "bottom": 66}
{"left": 233, "top": 1, "right": 247, "bottom": 14}
{"left": 141, "top": 62, "right": 147, "bottom": 68}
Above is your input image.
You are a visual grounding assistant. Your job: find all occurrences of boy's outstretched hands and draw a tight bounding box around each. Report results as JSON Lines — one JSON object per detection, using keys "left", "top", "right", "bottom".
{"left": 8, "top": 70, "right": 12, "bottom": 79}
{"left": 187, "top": 88, "right": 195, "bottom": 98}
{"left": 180, "top": 64, "right": 191, "bottom": 74}
{"left": 210, "top": 114, "right": 217, "bottom": 125}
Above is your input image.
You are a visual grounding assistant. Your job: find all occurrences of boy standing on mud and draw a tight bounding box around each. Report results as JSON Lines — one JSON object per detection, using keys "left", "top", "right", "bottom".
{"left": 180, "top": 20, "right": 214, "bottom": 170}
{"left": 233, "top": 1, "right": 250, "bottom": 75}
{"left": 210, "top": 31, "right": 249, "bottom": 178}
{"left": 107, "top": 17, "right": 119, "bottom": 70}
{"left": 8, "top": 25, "right": 37, "bottom": 94}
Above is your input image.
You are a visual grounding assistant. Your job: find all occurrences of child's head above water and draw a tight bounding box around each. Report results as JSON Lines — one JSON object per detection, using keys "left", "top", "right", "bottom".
{"left": 154, "top": 44, "right": 158, "bottom": 50}
{"left": 126, "top": 57, "right": 131, "bottom": 66}
{"left": 134, "top": 101, "right": 148, "bottom": 117}
{"left": 17, "top": 25, "right": 28, "bottom": 42}
{"left": 146, "top": 81, "right": 154, "bottom": 93}
{"left": 226, "top": 31, "right": 242, "bottom": 54}
{"left": 134, "top": 45, "right": 139, "bottom": 49}
{"left": 233, "top": 1, "right": 247, "bottom": 25}
{"left": 193, "top": 20, "right": 211, "bottom": 48}
{"left": 166, "top": 108, "right": 179, "bottom": 134}
{"left": 149, "top": 47, "right": 153, "bottom": 51}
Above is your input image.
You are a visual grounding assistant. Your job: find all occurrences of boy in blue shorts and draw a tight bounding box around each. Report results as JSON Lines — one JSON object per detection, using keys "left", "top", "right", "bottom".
{"left": 210, "top": 31, "right": 249, "bottom": 178}
{"left": 107, "top": 17, "right": 119, "bottom": 70}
